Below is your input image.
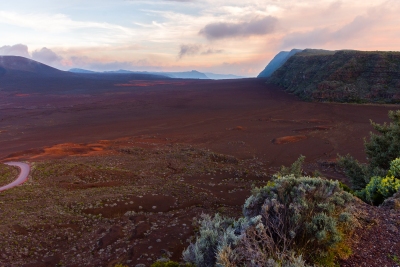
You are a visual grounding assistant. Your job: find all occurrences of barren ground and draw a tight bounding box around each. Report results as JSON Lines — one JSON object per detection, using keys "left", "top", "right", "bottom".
{"left": 0, "top": 78, "right": 399, "bottom": 266}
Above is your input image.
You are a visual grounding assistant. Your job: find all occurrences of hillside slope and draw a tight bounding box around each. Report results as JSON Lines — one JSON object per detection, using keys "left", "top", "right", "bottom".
{"left": 268, "top": 49, "right": 400, "bottom": 103}
{"left": 0, "top": 56, "right": 63, "bottom": 76}
{"left": 257, "top": 48, "right": 302, "bottom": 78}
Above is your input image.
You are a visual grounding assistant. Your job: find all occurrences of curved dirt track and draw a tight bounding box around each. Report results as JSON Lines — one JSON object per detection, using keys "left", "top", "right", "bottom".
{"left": 0, "top": 162, "right": 30, "bottom": 192}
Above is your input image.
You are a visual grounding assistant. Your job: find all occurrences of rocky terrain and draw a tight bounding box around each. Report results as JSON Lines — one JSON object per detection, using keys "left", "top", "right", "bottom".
{"left": 267, "top": 49, "right": 400, "bottom": 103}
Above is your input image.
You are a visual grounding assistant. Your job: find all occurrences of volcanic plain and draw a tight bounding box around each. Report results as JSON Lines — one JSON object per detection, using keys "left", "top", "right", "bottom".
{"left": 1, "top": 74, "right": 399, "bottom": 266}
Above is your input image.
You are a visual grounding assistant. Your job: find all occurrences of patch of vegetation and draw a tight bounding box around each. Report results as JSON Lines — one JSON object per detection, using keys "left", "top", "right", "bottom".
{"left": 183, "top": 168, "right": 357, "bottom": 266}
{"left": 274, "top": 155, "right": 305, "bottom": 178}
{"left": 388, "top": 254, "right": 400, "bottom": 265}
{"left": 339, "top": 110, "right": 400, "bottom": 204}
{"left": 0, "top": 163, "right": 19, "bottom": 186}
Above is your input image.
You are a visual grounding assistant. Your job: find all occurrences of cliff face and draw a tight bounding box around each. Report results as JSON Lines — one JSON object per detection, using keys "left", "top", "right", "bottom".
{"left": 268, "top": 50, "right": 400, "bottom": 103}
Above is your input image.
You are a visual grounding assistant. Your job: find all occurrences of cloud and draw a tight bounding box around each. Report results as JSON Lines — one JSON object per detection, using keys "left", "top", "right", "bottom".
{"left": 178, "top": 44, "right": 201, "bottom": 58}
{"left": 199, "top": 16, "right": 278, "bottom": 40}
{"left": 178, "top": 44, "right": 223, "bottom": 58}
{"left": 201, "top": 49, "right": 223, "bottom": 55}
{"left": 32, "top": 47, "right": 63, "bottom": 65}
{"left": 281, "top": 14, "right": 375, "bottom": 49}
{"left": 0, "top": 44, "right": 30, "bottom": 58}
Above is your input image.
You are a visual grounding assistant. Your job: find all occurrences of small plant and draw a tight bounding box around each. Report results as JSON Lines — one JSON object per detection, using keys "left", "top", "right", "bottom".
{"left": 388, "top": 254, "right": 400, "bottom": 265}
{"left": 355, "top": 158, "right": 400, "bottom": 205}
{"left": 275, "top": 155, "right": 305, "bottom": 178}
{"left": 337, "top": 154, "right": 369, "bottom": 191}
{"left": 182, "top": 213, "right": 240, "bottom": 267}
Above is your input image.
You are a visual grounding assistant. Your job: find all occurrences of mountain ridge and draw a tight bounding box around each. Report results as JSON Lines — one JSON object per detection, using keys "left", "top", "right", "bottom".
{"left": 267, "top": 49, "right": 400, "bottom": 103}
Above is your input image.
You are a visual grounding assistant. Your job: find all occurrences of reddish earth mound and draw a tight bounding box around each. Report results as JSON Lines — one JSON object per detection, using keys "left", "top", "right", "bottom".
{"left": 4, "top": 142, "right": 110, "bottom": 161}
{"left": 272, "top": 135, "right": 307, "bottom": 144}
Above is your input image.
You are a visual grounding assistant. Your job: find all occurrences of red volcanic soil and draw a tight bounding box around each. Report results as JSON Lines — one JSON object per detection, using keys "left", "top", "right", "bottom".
{"left": 0, "top": 78, "right": 397, "bottom": 168}
{"left": 0, "top": 78, "right": 399, "bottom": 266}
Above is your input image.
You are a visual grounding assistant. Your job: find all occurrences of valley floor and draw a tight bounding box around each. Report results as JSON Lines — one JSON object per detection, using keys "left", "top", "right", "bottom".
{"left": 0, "top": 78, "right": 399, "bottom": 266}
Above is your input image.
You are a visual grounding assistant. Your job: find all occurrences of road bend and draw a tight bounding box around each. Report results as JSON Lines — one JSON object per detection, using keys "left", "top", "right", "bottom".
{"left": 0, "top": 162, "right": 30, "bottom": 192}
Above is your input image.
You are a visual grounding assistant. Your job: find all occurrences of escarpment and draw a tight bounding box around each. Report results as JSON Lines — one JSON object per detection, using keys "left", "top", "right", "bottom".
{"left": 267, "top": 49, "right": 400, "bottom": 103}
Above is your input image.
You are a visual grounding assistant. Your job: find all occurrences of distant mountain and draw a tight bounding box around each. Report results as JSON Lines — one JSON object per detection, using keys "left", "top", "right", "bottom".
{"left": 203, "top": 73, "right": 246, "bottom": 80}
{"left": 145, "top": 70, "right": 209, "bottom": 79}
{"left": 0, "top": 56, "right": 172, "bottom": 93}
{"left": 0, "top": 56, "right": 63, "bottom": 76}
{"left": 167, "top": 70, "right": 209, "bottom": 79}
{"left": 268, "top": 49, "right": 400, "bottom": 103}
{"left": 70, "top": 69, "right": 208, "bottom": 79}
{"left": 69, "top": 68, "right": 244, "bottom": 80}
{"left": 257, "top": 49, "right": 303, "bottom": 78}
{"left": 69, "top": 68, "right": 97, "bottom": 74}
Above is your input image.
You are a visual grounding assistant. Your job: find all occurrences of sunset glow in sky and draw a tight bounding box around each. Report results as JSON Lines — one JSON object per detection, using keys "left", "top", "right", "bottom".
{"left": 0, "top": 0, "right": 399, "bottom": 76}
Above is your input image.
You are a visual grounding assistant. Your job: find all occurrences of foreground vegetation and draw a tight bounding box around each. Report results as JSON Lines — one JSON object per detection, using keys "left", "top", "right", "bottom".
{"left": 339, "top": 110, "right": 400, "bottom": 205}
{"left": 153, "top": 111, "right": 400, "bottom": 267}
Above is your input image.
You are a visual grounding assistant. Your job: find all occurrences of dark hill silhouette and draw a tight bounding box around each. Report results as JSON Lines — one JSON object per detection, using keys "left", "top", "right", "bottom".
{"left": 0, "top": 56, "right": 171, "bottom": 93}
{"left": 0, "top": 56, "right": 62, "bottom": 75}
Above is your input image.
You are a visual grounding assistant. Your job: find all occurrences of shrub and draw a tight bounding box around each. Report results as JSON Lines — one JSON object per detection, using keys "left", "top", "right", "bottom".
{"left": 365, "top": 110, "right": 400, "bottom": 170}
{"left": 390, "top": 158, "right": 400, "bottom": 177}
{"left": 182, "top": 214, "right": 241, "bottom": 267}
{"left": 337, "top": 154, "right": 369, "bottom": 191}
{"left": 356, "top": 158, "right": 400, "bottom": 205}
{"left": 275, "top": 155, "right": 305, "bottom": 178}
{"left": 183, "top": 176, "right": 357, "bottom": 267}
{"left": 338, "top": 111, "right": 400, "bottom": 205}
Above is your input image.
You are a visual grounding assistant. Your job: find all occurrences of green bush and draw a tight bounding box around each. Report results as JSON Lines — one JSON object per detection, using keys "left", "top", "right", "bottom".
{"left": 275, "top": 155, "right": 305, "bottom": 178}
{"left": 182, "top": 214, "right": 241, "bottom": 267}
{"left": 390, "top": 158, "right": 400, "bottom": 177}
{"left": 365, "top": 110, "right": 400, "bottom": 170}
{"left": 337, "top": 155, "right": 369, "bottom": 191}
{"left": 355, "top": 158, "right": 400, "bottom": 205}
{"left": 183, "top": 176, "right": 357, "bottom": 267}
{"left": 339, "top": 110, "right": 400, "bottom": 195}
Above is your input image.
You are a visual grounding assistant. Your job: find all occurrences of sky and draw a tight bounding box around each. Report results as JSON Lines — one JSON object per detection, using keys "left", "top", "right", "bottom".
{"left": 0, "top": 0, "right": 399, "bottom": 76}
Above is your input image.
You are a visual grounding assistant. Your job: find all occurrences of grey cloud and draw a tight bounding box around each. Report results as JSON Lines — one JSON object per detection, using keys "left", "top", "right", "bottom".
{"left": 199, "top": 16, "right": 278, "bottom": 40}
{"left": 0, "top": 44, "right": 30, "bottom": 58}
{"left": 201, "top": 49, "right": 223, "bottom": 55}
{"left": 178, "top": 44, "right": 223, "bottom": 59}
{"left": 178, "top": 44, "right": 201, "bottom": 58}
{"left": 32, "top": 47, "right": 63, "bottom": 65}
